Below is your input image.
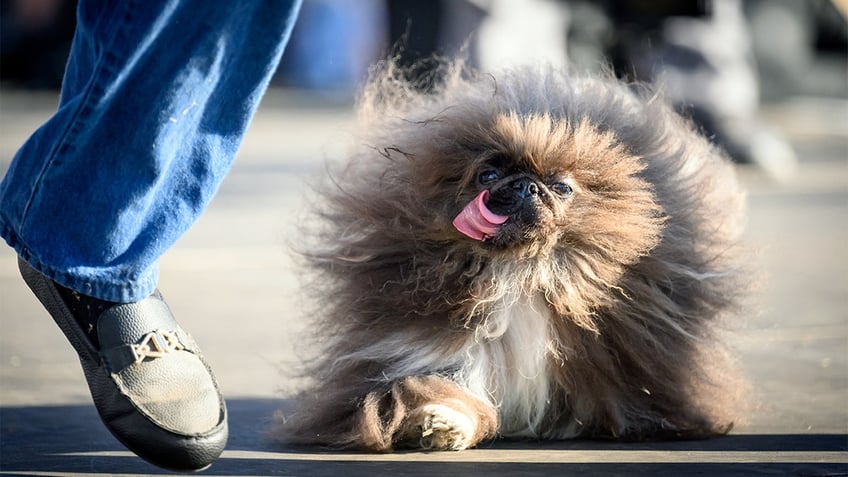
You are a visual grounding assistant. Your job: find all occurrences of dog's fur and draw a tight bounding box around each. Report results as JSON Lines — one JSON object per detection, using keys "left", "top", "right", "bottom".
{"left": 279, "top": 60, "right": 749, "bottom": 451}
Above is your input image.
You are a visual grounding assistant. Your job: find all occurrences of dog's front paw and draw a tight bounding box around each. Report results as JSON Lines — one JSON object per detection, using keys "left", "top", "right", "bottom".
{"left": 400, "top": 403, "right": 477, "bottom": 451}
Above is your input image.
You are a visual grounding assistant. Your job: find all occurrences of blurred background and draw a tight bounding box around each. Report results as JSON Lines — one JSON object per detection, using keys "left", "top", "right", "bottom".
{"left": 2, "top": 0, "right": 847, "bottom": 178}
{"left": 0, "top": 2, "right": 846, "bottom": 471}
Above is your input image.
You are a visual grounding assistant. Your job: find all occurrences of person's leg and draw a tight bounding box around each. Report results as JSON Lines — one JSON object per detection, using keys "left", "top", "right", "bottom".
{"left": 0, "top": 0, "right": 301, "bottom": 303}
{"left": 0, "top": 0, "right": 301, "bottom": 471}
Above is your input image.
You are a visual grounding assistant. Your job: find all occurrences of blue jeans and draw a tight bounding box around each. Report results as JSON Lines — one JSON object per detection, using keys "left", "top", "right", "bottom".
{"left": 0, "top": 0, "right": 302, "bottom": 302}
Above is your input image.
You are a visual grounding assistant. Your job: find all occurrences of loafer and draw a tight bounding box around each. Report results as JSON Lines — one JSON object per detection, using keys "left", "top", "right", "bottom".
{"left": 18, "top": 257, "right": 228, "bottom": 472}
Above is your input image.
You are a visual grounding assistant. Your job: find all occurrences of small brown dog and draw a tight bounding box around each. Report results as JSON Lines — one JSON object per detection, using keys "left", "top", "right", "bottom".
{"left": 280, "top": 60, "right": 748, "bottom": 451}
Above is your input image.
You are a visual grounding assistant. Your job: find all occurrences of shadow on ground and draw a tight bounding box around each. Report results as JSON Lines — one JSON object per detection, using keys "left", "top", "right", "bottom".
{"left": 1, "top": 398, "right": 846, "bottom": 476}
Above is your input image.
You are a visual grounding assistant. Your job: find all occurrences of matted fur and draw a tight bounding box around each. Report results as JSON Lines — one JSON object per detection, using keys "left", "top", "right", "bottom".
{"left": 278, "top": 60, "right": 749, "bottom": 451}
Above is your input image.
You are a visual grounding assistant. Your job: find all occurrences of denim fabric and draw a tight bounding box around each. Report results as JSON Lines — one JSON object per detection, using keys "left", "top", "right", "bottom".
{"left": 0, "top": 0, "right": 302, "bottom": 302}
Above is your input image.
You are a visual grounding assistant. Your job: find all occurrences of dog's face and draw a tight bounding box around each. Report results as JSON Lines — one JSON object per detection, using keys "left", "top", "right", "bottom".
{"left": 445, "top": 113, "right": 663, "bottom": 263}
{"left": 454, "top": 151, "right": 570, "bottom": 250}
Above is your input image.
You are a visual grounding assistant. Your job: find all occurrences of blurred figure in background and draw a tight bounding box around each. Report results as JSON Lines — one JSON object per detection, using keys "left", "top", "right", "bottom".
{"left": 482, "top": 0, "right": 844, "bottom": 180}
{"left": 269, "top": 0, "right": 845, "bottom": 179}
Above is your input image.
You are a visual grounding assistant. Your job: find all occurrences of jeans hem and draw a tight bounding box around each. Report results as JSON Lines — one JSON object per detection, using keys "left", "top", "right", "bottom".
{"left": 1, "top": 220, "right": 158, "bottom": 303}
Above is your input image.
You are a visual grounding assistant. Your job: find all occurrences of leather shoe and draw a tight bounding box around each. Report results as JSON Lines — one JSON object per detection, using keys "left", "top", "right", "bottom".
{"left": 18, "top": 257, "right": 228, "bottom": 472}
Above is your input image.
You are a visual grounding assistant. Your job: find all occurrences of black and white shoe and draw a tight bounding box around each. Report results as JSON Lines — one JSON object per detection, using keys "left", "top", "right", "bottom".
{"left": 18, "top": 257, "right": 228, "bottom": 472}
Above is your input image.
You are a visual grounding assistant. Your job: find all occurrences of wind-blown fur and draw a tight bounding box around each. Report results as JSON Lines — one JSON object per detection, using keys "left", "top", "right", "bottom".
{"left": 279, "top": 60, "right": 748, "bottom": 452}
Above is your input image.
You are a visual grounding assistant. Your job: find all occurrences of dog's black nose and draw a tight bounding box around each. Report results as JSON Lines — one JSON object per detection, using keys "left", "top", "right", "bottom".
{"left": 512, "top": 178, "right": 540, "bottom": 198}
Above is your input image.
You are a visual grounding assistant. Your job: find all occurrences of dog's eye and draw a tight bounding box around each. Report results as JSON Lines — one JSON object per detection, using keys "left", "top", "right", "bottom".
{"left": 478, "top": 170, "right": 500, "bottom": 185}
{"left": 550, "top": 182, "right": 573, "bottom": 197}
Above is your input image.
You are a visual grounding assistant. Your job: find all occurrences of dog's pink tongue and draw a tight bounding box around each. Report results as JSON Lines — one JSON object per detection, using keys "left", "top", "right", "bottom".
{"left": 453, "top": 190, "right": 509, "bottom": 241}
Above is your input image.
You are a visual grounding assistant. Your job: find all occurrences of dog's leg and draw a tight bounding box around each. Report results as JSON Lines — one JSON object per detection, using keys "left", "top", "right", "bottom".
{"left": 356, "top": 375, "right": 498, "bottom": 451}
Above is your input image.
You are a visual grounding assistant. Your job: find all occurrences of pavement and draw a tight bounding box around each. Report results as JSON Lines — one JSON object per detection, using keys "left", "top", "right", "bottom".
{"left": 0, "top": 89, "right": 846, "bottom": 476}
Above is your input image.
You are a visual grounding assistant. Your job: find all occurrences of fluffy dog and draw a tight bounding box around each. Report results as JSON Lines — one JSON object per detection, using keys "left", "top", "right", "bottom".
{"left": 280, "top": 60, "right": 748, "bottom": 452}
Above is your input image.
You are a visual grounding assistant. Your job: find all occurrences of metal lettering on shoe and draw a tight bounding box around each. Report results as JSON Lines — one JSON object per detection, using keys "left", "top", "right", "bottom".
{"left": 101, "top": 329, "right": 186, "bottom": 373}
{"left": 132, "top": 330, "right": 185, "bottom": 364}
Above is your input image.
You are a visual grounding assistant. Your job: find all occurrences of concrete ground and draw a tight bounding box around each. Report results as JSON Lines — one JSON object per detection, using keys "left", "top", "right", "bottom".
{"left": 0, "top": 89, "right": 846, "bottom": 476}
